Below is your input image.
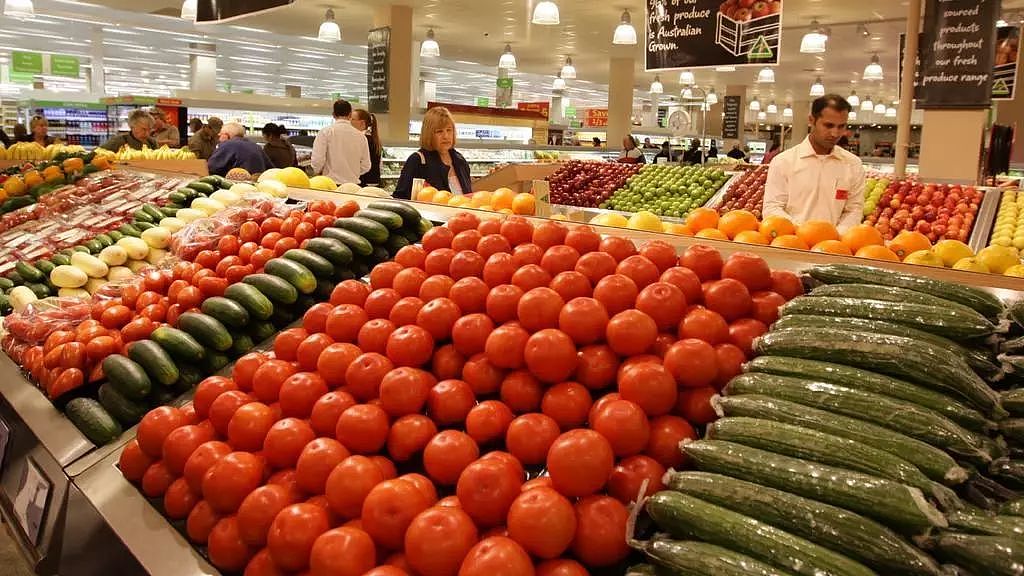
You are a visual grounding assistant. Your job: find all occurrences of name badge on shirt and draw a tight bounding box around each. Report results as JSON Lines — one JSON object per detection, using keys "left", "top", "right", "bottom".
{"left": 835, "top": 188, "right": 849, "bottom": 200}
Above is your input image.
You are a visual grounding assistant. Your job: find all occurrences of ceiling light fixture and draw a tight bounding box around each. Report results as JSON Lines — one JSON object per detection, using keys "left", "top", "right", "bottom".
{"left": 613, "top": 10, "right": 637, "bottom": 45}
{"left": 532, "top": 1, "right": 560, "bottom": 25}
{"left": 885, "top": 105, "right": 897, "bottom": 118}
{"left": 997, "top": 18, "right": 1009, "bottom": 27}
{"left": 705, "top": 88, "right": 718, "bottom": 105}
{"left": 861, "top": 95, "right": 874, "bottom": 111}
{"left": 749, "top": 97, "right": 761, "bottom": 112}
{"left": 766, "top": 101, "right": 778, "bottom": 114}
{"left": 561, "top": 56, "right": 576, "bottom": 79}
{"left": 800, "top": 20, "right": 828, "bottom": 53}
{"left": 863, "top": 54, "right": 884, "bottom": 81}
{"left": 809, "top": 77, "right": 825, "bottom": 97}
{"left": 849, "top": 110, "right": 858, "bottom": 121}
{"left": 179, "top": 0, "right": 195, "bottom": 21}
{"left": 679, "top": 69, "right": 695, "bottom": 85}
{"left": 847, "top": 90, "right": 860, "bottom": 107}
{"left": 757, "top": 111, "right": 767, "bottom": 120}
{"left": 650, "top": 75, "right": 663, "bottom": 94}
{"left": 857, "top": 23, "right": 871, "bottom": 37}
{"left": 874, "top": 102, "right": 886, "bottom": 114}
{"left": 420, "top": 28, "right": 440, "bottom": 58}
{"left": 318, "top": 9, "right": 341, "bottom": 42}
{"left": 783, "top": 105, "right": 793, "bottom": 117}
{"left": 682, "top": 86, "right": 693, "bottom": 99}
{"left": 553, "top": 72, "right": 566, "bottom": 91}
{"left": 498, "top": 44, "right": 517, "bottom": 69}
{"left": 757, "top": 67, "right": 775, "bottom": 83}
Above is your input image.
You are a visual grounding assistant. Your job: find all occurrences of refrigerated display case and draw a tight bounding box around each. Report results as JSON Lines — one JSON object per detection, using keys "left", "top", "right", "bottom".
{"left": 20, "top": 101, "right": 110, "bottom": 148}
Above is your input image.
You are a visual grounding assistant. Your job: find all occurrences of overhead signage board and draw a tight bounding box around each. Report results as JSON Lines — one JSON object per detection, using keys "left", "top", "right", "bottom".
{"left": 50, "top": 55, "right": 79, "bottom": 78}
{"left": 196, "top": 0, "right": 293, "bottom": 23}
{"left": 12, "top": 51, "right": 42, "bottom": 74}
{"left": 367, "top": 27, "right": 391, "bottom": 114}
{"left": 645, "top": 0, "right": 781, "bottom": 71}
{"left": 722, "top": 95, "right": 741, "bottom": 139}
{"left": 917, "top": 0, "right": 998, "bottom": 108}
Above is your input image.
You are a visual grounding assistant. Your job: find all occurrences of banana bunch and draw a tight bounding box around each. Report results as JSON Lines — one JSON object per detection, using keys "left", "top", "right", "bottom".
{"left": 114, "top": 145, "right": 197, "bottom": 161}
{"left": 2, "top": 143, "right": 87, "bottom": 160}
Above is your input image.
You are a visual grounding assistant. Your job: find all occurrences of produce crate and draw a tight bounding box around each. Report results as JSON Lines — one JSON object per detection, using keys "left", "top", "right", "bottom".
{"left": 716, "top": 11, "right": 780, "bottom": 58}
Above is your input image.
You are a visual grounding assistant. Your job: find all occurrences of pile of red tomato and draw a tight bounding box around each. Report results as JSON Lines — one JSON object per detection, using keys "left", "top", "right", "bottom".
{"left": 118, "top": 210, "right": 803, "bottom": 576}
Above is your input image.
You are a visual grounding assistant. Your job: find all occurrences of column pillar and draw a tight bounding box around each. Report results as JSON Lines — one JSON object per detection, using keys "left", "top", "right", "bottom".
{"left": 895, "top": 0, "right": 923, "bottom": 176}
{"left": 789, "top": 99, "right": 811, "bottom": 145}
{"left": 919, "top": 109, "right": 987, "bottom": 181}
{"left": 606, "top": 45, "right": 635, "bottom": 148}
{"left": 90, "top": 27, "right": 105, "bottom": 96}
{"left": 995, "top": 53, "right": 1024, "bottom": 166}
{"left": 374, "top": 4, "right": 413, "bottom": 143}
{"left": 189, "top": 43, "right": 216, "bottom": 92}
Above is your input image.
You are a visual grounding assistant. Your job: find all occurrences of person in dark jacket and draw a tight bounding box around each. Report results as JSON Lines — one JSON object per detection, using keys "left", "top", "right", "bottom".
{"left": 394, "top": 107, "right": 471, "bottom": 200}
{"left": 261, "top": 123, "right": 297, "bottom": 169}
{"left": 207, "top": 122, "right": 274, "bottom": 176}
{"left": 653, "top": 141, "right": 675, "bottom": 163}
{"left": 352, "top": 109, "right": 382, "bottom": 187}
{"left": 99, "top": 110, "right": 156, "bottom": 151}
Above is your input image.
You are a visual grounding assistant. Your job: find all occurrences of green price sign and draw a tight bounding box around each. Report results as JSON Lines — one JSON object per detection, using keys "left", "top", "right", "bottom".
{"left": 565, "top": 106, "right": 577, "bottom": 118}
{"left": 496, "top": 77, "right": 513, "bottom": 89}
{"left": 475, "top": 97, "right": 490, "bottom": 106}
{"left": 12, "top": 51, "right": 42, "bottom": 74}
{"left": 50, "top": 55, "right": 79, "bottom": 77}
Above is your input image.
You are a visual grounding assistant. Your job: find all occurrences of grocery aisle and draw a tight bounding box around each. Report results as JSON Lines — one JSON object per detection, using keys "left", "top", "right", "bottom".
{"left": 0, "top": 519, "right": 34, "bottom": 576}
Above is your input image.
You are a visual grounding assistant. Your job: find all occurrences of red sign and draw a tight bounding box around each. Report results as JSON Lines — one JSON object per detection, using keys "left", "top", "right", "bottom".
{"left": 584, "top": 108, "right": 608, "bottom": 128}
{"left": 517, "top": 101, "right": 550, "bottom": 119}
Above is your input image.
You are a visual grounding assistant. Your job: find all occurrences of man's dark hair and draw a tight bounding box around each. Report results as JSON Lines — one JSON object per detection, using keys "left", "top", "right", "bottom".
{"left": 812, "top": 94, "right": 852, "bottom": 118}
{"left": 333, "top": 99, "right": 353, "bottom": 118}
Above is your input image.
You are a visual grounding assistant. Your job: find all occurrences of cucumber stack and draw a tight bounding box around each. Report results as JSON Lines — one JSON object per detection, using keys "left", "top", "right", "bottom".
{"left": 638, "top": 263, "right": 1024, "bottom": 576}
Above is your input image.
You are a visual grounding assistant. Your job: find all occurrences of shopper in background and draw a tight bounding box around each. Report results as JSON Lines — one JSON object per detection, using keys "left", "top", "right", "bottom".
{"left": 12, "top": 124, "right": 28, "bottom": 143}
{"left": 0, "top": 126, "right": 10, "bottom": 147}
{"left": 682, "top": 139, "right": 702, "bottom": 164}
{"left": 261, "top": 123, "right": 297, "bottom": 169}
{"left": 188, "top": 116, "right": 222, "bottom": 160}
{"left": 653, "top": 141, "right": 675, "bottom": 163}
{"left": 394, "top": 106, "right": 471, "bottom": 200}
{"left": 151, "top": 110, "right": 180, "bottom": 147}
{"left": 763, "top": 140, "right": 782, "bottom": 164}
{"left": 708, "top": 142, "right": 719, "bottom": 159}
{"left": 99, "top": 110, "right": 156, "bottom": 151}
{"left": 351, "top": 109, "right": 382, "bottom": 187}
{"left": 290, "top": 129, "right": 315, "bottom": 148}
{"left": 29, "top": 116, "right": 59, "bottom": 147}
{"left": 207, "top": 122, "right": 274, "bottom": 176}
{"left": 726, "top": 142, "right": 746, "bottom": 160}
{"left": 592, "top": 137, "right": 602, "bottom": 148}
{"left": 311, "top": 99, "right": 371, "bottom": 185}
{"left": 618, "top": 135, "right": 646, "bottom": 164}
{"left": 763, "top": 94, "right": 864, "bottom": 233}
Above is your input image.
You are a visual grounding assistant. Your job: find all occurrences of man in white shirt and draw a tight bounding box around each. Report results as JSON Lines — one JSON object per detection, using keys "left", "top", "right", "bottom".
{"left": 311, "top": 99, "right": 371, "bottom": 185}
{"left": 763, "top": 94, "right": 865, "bottom": 233}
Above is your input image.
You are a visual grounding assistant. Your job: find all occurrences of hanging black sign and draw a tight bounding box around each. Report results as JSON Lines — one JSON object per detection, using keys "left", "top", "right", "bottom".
{"left": 722, "top": 95, "right": 741, "bottom": 139}
{"left": 367, "top": 27, "right": 391, "bottom": 114}
{"left": 917, "top": 0, "right": 998, "bottom": 109}
{"left": 645, "top": 0, "right": 782, "bottom": 71}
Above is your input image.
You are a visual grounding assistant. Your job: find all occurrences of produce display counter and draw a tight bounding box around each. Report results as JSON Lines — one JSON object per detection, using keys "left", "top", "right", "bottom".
{"left": 0, "top": 171, "right": 1021, "bottom": 576}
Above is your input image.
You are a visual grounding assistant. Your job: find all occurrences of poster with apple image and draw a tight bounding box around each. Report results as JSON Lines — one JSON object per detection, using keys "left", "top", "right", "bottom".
{"left": 645, "top": 0, "right": 782, "bottom": 71}
{"left": 993, "top": 25, "right": 1020, "bottom": 100}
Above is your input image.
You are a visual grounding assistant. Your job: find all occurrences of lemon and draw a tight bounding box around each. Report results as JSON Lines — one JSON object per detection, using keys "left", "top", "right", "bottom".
{"left": 257, "top": 168, "right": 282, "bottom": 183}
{"left": 932, "top": 240, "right": 974, "bottom": 267}
{"left": 590, "top": 213, "right": 629, "bottom": 228}
{"left": 952, "top": 257, "right": 990, "bottom": 273}
{"left": 1005, "top": 264, "right": 1024, "bottom": 278}
{"left": 627, "top": 210, "right": 664, "bottom": 232}
{"left": 275, "top": 167, "right": 311, "bottom": 188}
{"left": 308, "top": 175, "right": 337, "bottom": 191}
{"left": 903, "top": 250, "right": 945, "bottom": 267}
{"left": 976, "top": 245, "right": 1021, "bottom": 274}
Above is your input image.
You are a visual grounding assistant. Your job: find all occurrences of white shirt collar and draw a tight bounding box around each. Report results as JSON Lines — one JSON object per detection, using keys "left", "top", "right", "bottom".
{"left": 797, "top": 136, "right": 843, "bottom": 160}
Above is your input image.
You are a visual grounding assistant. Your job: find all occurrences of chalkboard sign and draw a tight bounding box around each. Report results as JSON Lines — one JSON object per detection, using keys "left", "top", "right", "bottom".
{"left": 645, "top": 0, "right": 781, "bottom": 71}
{"left": 722, "top": 95, "right": 741, "bottom": 139}
{"left": 196, "top": 0, "right": 292, "bottom": 23}
{"left": 917, "top": 0, "right": 998, "bottom": 109}
{"left": 368, "top": 27, "right": 391, "bottom": 114}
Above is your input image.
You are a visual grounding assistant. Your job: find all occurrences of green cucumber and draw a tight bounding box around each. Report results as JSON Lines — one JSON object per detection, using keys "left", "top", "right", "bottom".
{"left": 177, "top": 312, "right": 233, "bottom": 352}
{"left": 1003, "top": 389, "right": 1024, "bottom": 417}
{"left": 94, "top": 234, "right": 114, "bottom": 248}
{"left": 947, "top": 506, "right": 1024, "bottom": 538}
{"left": 780, "top": 296, "right": 996, "bottom": 340}
{"left": 645, "top": 490, "right": 877, "bottom": 576}
{"left": 118, "top": 223, "right": 141, "bottom": 237}
{"left": 927, "top": 533, "right": 1024, "bottom": 576}
{"left": 101, "top": 354, "right": 152, "bottom": 400}
{"left": 355, "top": 208, "right": 403, "bottom": 230}
{"left": 304, "top": 237, "right": 353, "bottom": 267}
{"left": 999, "top": 419, "right": 1024, "bottom": 443}
{"left": 248, "top": 320, "right": 277, "bottom": 343}
{"left": 0, "top": 278, "right": 12, "bottom": 291}
{"left": 367, "top": 199, "right": 422, "bottom": 227}
{"left": 753, "top": 328, "right": 1005, "bottom": 419}
{"left": 98, "top": 383, "right": 148, "bottom": 426}
{"left": 186, "top": 181, "right": 215, "bottom": 195}
{"left": 126, "top": 339, "right": 179, "bottom": 387}
{"left": 725, "top": 372, "right": 1001, "bottom": 465}
{"left": 242, "top": 273, "right": 298, "bottom": 305}
{"left": 27, "top": 283, "right": 50, "bottom": 299}
{"left": 201, "top": 296, "right": 251, "bottom": 328}
{"left": 229, "top": 332, "right": 255, "bottom": 357}
{"left": 134, "top": 221, "right": 156, "bottom": 231}
{"left": 15, "top": 261, "right": 44, "bottom": 283}
{"left": 638, "top": 539, "right": 796, "bottom": 576}
{"left": 385, "top": 234, "right": 411, "bottom": 254}
{"left": 664, "top": 471, "right": 945, "bottom": 576}
{"left": 107, "top": 230, "right": 124, "bottom": 242}
{"left": 133, "top": 209, "right": 154, "bottom": 223}
{"left": 315, "top": 279, "right": 336, "bottom": 300}
{"left": 149, "top": 326, "right": 206, "bottom": 363}
{"left": 34, "top": 259, "right": 55, "bottom": 276}
{"left": 283, "top": 249, "right": 334, "bottom": 279}
{"left": 202, "top": 350, "right": 231, "bottom": 374}
{"left": 65, "top": 398, "right": 122, "bottom": 446}
{"left": 332, "top": 216, "right": 389, "bottom": 244}
{"left": 49, "top": 253, "right": 71, "bottom": 266}
{"left": 807, "top": 282, "right": 979, "bottom": 312}
{"left": 223, "top": 283, "right": 274, "bottom": 320}
{"left": 270, "top": 305, "right": 299, "bottom": 328}
{"left": 159, "top": 206, "right": 179, "bottom": 218}
{"left": 264, "top": 258, "right": 317, "bottom": 294}
{"left": 990, "top": 458, "right": 1024, "bottom": 488}
{"left": 396, "top": 227, "right": 422, "bottom": 244}
{"left": 1000, "top": 499, "right": 1024, "bottom": 517}
{"left": 806, "top": 263, "right": 1005, "bottom": 319}
{"left": 745, "top": 355, "right": 993, "bottom": 432}
{"left": 147, "top": 385, "right": 177, "bottom": 407}
{"left": 321, "top": 226, "right": 374, "bottom": 256}
{"left": 168, "top": 191, "right": 187, "bottom": 204}
{"left": 715, "top": 395, "right": 968, "bottom": 485}
{"left": 142, "top": 203, "right": 164, "bottom": 221}
{"left": 174, "top": 364, "right": 205, "bottom": 394}
{"left": 416, "top": 217, "right": 433, "bottom": 236}
{"left": 5, "top": 270, "right": 24, "bottom": 285}
{"left": 682, "top": 440, "right": 948, "bottom": 535}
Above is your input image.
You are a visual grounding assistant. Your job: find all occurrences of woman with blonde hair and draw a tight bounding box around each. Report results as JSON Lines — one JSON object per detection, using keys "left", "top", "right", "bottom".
{"left": 29, "top": 116, "right": 59, "bottom": 147}
{"left": 394, "top": 106, "right": 471, "bottom": 200}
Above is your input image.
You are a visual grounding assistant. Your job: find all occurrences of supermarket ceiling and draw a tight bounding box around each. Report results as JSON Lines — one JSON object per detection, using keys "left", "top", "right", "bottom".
{"left": 6, "top": 0, "right": 1024, "bottom": 109}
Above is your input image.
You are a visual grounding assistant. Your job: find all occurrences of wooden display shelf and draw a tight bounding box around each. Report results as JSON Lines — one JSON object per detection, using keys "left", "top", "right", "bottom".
{"left": 471, "top": 163, "right": 560, "bottom": 193}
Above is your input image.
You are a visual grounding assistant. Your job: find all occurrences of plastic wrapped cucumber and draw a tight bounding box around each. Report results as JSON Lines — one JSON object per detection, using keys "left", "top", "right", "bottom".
{"left": 989, "top": 458, "right": 1024, "bottom": 489}
{"left": 780, "top": 296, "right": 997, "bottom": 340}
{"left": 636, "top": 539, "right": 798, "bottom": 576}
{"left": 927, "top": 533, "right": 1024, "bottom": 576}
{"left": 1002, "top": 389, "right": 1024, "bottom": 417}
{"left": 999, "top": 419, "right": 1024, "bottom": 444}
{"left": 947, "top": 506, "right": 1024, "bottom": 538}
{"left": 999, "top": 499, "right": 1024, "bottom": 517}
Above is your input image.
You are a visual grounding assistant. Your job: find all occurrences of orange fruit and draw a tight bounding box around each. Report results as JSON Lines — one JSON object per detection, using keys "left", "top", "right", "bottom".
{"left": 3, "top": 176, "right": 27, "bottom": 197}
{"left": 511, "top": 193, "right": 536, "bottom": 215}
{"left": 796, "top": 220, "right": 840, "bottom": 247}
{"left": 734, "top": 230, "right": 769, "bottom": 245}
{"left": 448, "top": 195, "right": 471, "bottom": 207}
{"left": 812, "top": 240, "right": 853, "bottom": 256}
{"left": 770, "top": 235, "right": 810, "bottom": 250}
{"left": 887, "top": 231, "right": 932, "bottom": 259}
{"left": 855, "top": 245, "right": 901, "bottom": 262}
{"left": 470, "top": 191, "right": 492, "bottom": 207}
{"left": 91, "top": 156, "right": 111, "bottom": 170}
{"left": 417, "top": 186, "right": 438, "bottom": 202}
{"left": 717, "top": 210, "right": 760, "bottom": 239}
{"left": 498, "top": 208, "right": 514, "bottom": 215}
{"left": 491, "top": 188, "right": 516, "bottom": 210}
{"left": 686, "top": 207, "right": 719, "bottom": 232}
{"left": 840, "top": 224, "right": 884, "bottom": 253}
{"left": 759, "top": 215, "right": 796, "bottom": 240}
{"left": 23, "top": 170, "right": 43, "bottom": 188}
{"left": 432, "top": 190, "right": 454, "bottom": 204}
{"left": 662, "top": 223, "right": 694, "bottom": 236}
{"left": 42, "top": 165, "right": 64, "bottom": 183}
{"left": 695, "top": 228, "right": 729, "bottom": 241}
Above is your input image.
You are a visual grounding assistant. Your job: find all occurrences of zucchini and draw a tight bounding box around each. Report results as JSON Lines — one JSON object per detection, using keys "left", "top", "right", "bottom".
{"left": 367, "top": 245, "right": 391, "bottom": 265}
{"left": 229, "top": 332, "right": 255, "bottom": 358}
{"left": 106, "top": 230, "right": 124, "bottom": 242}
{"left": 1000, "top": 419, "right": 1024, "bottom": 443}
{"left": 98, "top": 383, "right": 148, "bottom": 426}
{"left": 682, "top": 440, "right": 948, "bottom": 534}
{"left": 186, "top": 181, "right": 215, "bottom": 195}
{"left": 95, "top": 233, "right": 114, "bottom": 247}
{"left": 142, "top": 203, "right": 164, "bottom": 221}
{"left": 770, "top": 315, "right": 1001, "bottom": 378}
{"left": 1003, "top": 389, "right": 1024, "bottom": 417}
{"left": 638, "top": 538, "right": 797, "bottom": 576}
{"left": 224, "top": 283, "right": 275, "bottom": 320}
{"left": 714, "top": 395, "right": 968, "bottom": 485}
{"left": 265, "top": 258, "right": 316, "bottom": 294}
{"left": 332, "top": 216, "right": 389, "bottom": 244}
{"left": 102, "top": 354, "right": 152, "bottom": 400}
{"left": 15, "top": 261, "right": 44, "bottom": 283}
{"left": 707, "top": 417, "right": 937, "bottom": 495}
{"left": 989, "top": 458, "right": 1024, "bottom": 489}
{"left": 283, "top": 249, "right": 334, "bottom": 279}
{"left": 177, "top": 312, "right": 233, "bottom": 352}
{"left": 355, "top": 208, "right": 403, "bottom": 230}
{"left": 147, "top": 385, "right": 177, "bottom": 406}
{"left": 321, "top": 226, "right": 374, "bottom": 257}
{"left": 0, "top": 277, "right": 12, "bottom": 291}
{"left": 201, "top": 296, "right": 251, "bottom": 329}
{"left": 808, "top": 282, "right": 976, "bottom": 311}
{"left": 745, "top": 355, "right": 993, "bottom": 432}
{"left": 725, "top": 373, "right": 1001, "bottom": 465}
{"left": 753, "top": 328, "right": 1005, "bottom": 419}
{"left": 49, "top": 253, "right": 71, "bottom": 267}
{"left": 367, "top": 199, "right": 422, "bottom": 227}
{"left": 1000, "top": 499, "right": 1024, "bottom": 517}
{"left": 645, "top": 491, "right": 876, "bottom": 576}
{"left": 927, "top": 533, "right": 1024, "bottom": 576}
{"left": 174, "top": 364, "right": 205, "bottom": 393}
{"left": 65, "top": 398, "right": 123, "bottom": 446}
{"left": 303, "top": 237, "right": 353, "bottom": 267}
{"left": 118, "top": 223, "right": 141, "bottom": 237}
{"left": 947, "top": 506, "right": 1024, "bottom": 538}
{"left": 126, "top": 340, "right": 180, "bottom": 387}
{"left": 248, "top": 320, "right": 277, "bottom": 343}
{"left": 150, "top": 326, "right": 206, "bottom": 363}
{"left": 34, "top": 259, "right": 55, "bottom": 276}
{"left": 805, "top": 263, "right": 1005, "bottom": 319}
{"left": 202, "top": 350, "right": 231, "bottom": 374}
{"left": 664, "top": 471, "right": 945, "bottom": 576}
{"left": 780, "top": 296, "right": 996, "bottom": 340}
{"left": 243, "top": 273, "right": 299, "bottom": 304}
{"left": 416, "top": 218, "right": 433, "bottom": 236}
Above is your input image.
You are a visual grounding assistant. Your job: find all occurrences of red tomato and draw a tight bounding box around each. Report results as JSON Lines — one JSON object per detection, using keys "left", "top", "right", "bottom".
{"left": 663, "top": 338, "right": 718, "bottom": 388}
{"left": 296, "top": 332, "right": 334, "bottom": 372}
{"left": 505, "top": 412, "right": 560, "bottom": 465}
{"left": 118, "top": 439, "right": 154, "bottom": 483}
{"left": 449, "top": 277, "right": 489, "bottom": 314}
{"left": 263, "top": 418, "right": 316, "bottom": 469}
{"left": 639, "top": 240, "right": 678, "bottom": 272}
{"left": 564, "top": 225, "right": 601, "bottom": 255}
{"left": 302, "top": 302, "right": 333, "bottom": 334}
{"left": 451, "top": 313, "right": 494, "bottom": 357}
{"left": 370, "top": 261, "right": 403, "bottom": 289}
{"left": 183, "top": 441, "right": 232, "bottom": 494}
{"left": 722, "top": 251, "right": 772, "bottom": 292}
{"left": 592, "top": 274, "right": 638, "bottom": 315}
{"left": 511, "top": 243, "right": 544, "bottom": 268}
{"left": 499, "top": 371, "right": 543, "bottom": 414}
{"left": 208, "top": 391, "right": 256, "bottom": 438}
{"left": 635, "top": 282, "right": 687, "bottom": 332}
{"left": 457, "top": 457, "right": 523, "bottom": 528}
{"left": 379, "top": 367, "right": 434, "bottom": 417}
{"left": 547, "top": 429, "right": 614, "bottom": 497}
{"left": 214, "top": 255, "right": 243, "bottom": 277}
{"left": 507, "top": 487, "right": 576, "bottom": 559}
{"left": 226, "top": 402, "right": 275, "bottom": 451}
{"left": 484, "top": 324, "right": 529, "bottom": 370}
{"left": 771, "top": 269, "right": 804, "bottom": 300}
{"left": 517, "top": 287, "right": 564, "bottom": 332}
{"left": 260, "top": 232, "right": 283, "bottom": 250}
{"left": 679, "top": 307, "right": 730, "bottom": 344}
{"left": 482, "top": 252, "right": 516, "bottom": 287}
{"left": 335, "top": 200, "right": 359, "bottom": 218}
{"left": 358, "top": 318, "right": 396, "bottom": 354}
{"left": 336, "top": 404, "right": 390, "bottom": 454}
{"left": 202, "top": 451, "right": 265, "bottom": 514}
{"left": 590, "top": 399, "right": 650, "bottom": 457}
{"left": 208, "top": 517, "right": 253, "bottom": 572}
{"left": 395, "top": 245, "right": 427, "bottom": 269}
{"left": 645, "top": 415, "right": 697, "bottom": 468}
{"left": 325, "top": 304, "right": 369, "bottom": 343}
{"left": 393, "top": 268, "right": 428, "bottom": 298}
{"left": 317, "top": 342, "right": 363, "bottom": 389}
{"left": 751, "top": 290, "right": 786, "bottom": 325}
{"left": 238, "top": 241, "right": 259, "bottom": 263}
{"left": 100, "top": 304, "right": 133, "bottom": 329}
{"left": 163, "top": 477, "right": 200, "bottom": 520}
{"left": 571, "top": 496, "right": 630, "bottom": 567}
{"left": 427, "top": 379, "right": 476, "bottom": 426}
{"left": 523, "top": 329, "right": 577, "bottom": 384}
{"left": 598, "top": 236, "right": 637, "bottom": 262}
{"left": 325, "top": 455, "right": 386, "bottom": 520}
{"left": 141, "top": 461, "right": 176, "bottom": 498}
{"left": 465, "top": 400, "right": 514, "bottom": 445}
{"left": 432, "top": 344, "right": 466, "bottom": 381}
{"left": 680, "top": 244, "right": 724, "bottom": 282}
{"left": 605, "top": 309, "right": 657, "bottom": 356}
{"left": 330, "top": 279, "right": 371, "bottom": 307}
{"left": 250, "top": 248, "right": 275, "bottom": 270}
{"left": 405, "top": 507, "right": 479, "bottom": 576}
{"left": 237, "top": 486, "right": 296, "bottom": 548}
{"left": 618, "top": 361, "right": 677, "bottom": 417}
{"left": 714, "top": 342, "right": 747, "bottom": 388}
{"left": 616, "top": 255, "right": 660, "bottom": 289}
{"left": 500, "top": 217, "right": 534, "bottom": 246}
{"left": 677, "top": 386, "right": 718, "bottom": 424}
{"left": 423, "top": 430, "right": 480, "bottom": 486}
{"left": 279, "top": 372, "right": 329, "bottom": 418}
{"left": 232, "top": 352, "right": 266, "bottom": 392}
{"left": 310, "top": 390, "right": 357, "bottom": 437}
{"left": 387, "top": 414, "right": 438, "bottom": 462}
{"left": 485, "top": 284, "right": 523, "bottom": 324}
{"left": 448, "top": 213, "right": 481, "bottom": 235}
{"left": 462, "top": 353, "right": 505, "bottom": 396}
{"left": 448, "top": 251, "right": 485, "bottom": 282}
{"left": 728, "top": 318, "right": 768, "bottom": 356}
{"left": 344, "top": 352, "right": 394, "bottom": 401}
{"left": 510, "top": 264, "right": 551, "bottom": 292}
{"left": 703, "top": 278, "right": 753, "bottom": 322}
{"left": 424, "top": 248, "right": 456, "bottom": 276}
{"left": 162, "top": 424, "right": 215, "bottom": 475}
{"left": 452, "top": 229, "right": 483, "bottom": 253}
{"left": 389, "top": 296, "right": 425, "bottom": 327}
{"left": 251, "top": 359, "right": 298, "bottom": 404}
{"left": 549, "top": 271, "right": 592, "bottom": 302}
{"left": 477, "top": 234, "right": 512, "bottom": 259}
{"left": 557, "top": 297, "right": 608, "bottom": 345}
{"left": 459, "top": 537, "right": 533, "bottom": 576}
{"left": 537, "top": 559, "right": 589, "bottom": 576}
{"left": 365, "top": 288, "right": 403, "bottom": 320}
{"left": 574, "top": 251, "right": 617, "bottom": 286}
{"left": 309, "top": 527, "right": 377, "bottom": 576}
{"left": 296, "top": 438, "right": 351, "bottom": 495}
{"left": 272, "top": 327, "right": 308, "bottom": 362}
{"left": 239, "top": 221, "right": 261, "bottom": 242}
{"left": 266, "top": 503, "right": 329, "bottom": 572}
{"left": 137, "top": 406, "right": 188, "bottom": 458}
{"left": 419, "top": 274, "right": 455, "bottom": 301}
{"left": 532, "top": 221, "right": 568, "bottom": 250}
{"left": 422, "top": 226, "right": 455, "bottom": 252}
{"left": 361, "top": 478, "right": 432, "bottom": 550}
{"left": 540, "top": 245, "right": 580, "bottom": 277}
{"left": 415, "top": 297, "right": 460, "bottom": 341}
{"left": 186, "top": 501, "right": 221, "bottom": 545}
{"left": 607, "top": 455, "right": 666, "bottom": 505}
